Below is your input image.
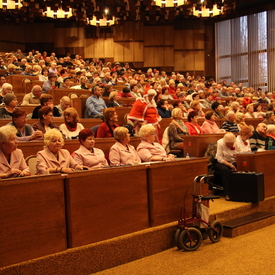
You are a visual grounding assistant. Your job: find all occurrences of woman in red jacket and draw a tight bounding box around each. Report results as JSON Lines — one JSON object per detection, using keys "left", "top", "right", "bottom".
{"left": 185, "top": 111, "right": 204, "bottom": 136}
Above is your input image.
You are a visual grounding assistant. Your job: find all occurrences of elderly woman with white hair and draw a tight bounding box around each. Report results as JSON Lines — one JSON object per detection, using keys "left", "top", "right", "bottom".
{"left": 137, "top": 124, "right": 175, "bottom": 162}
{"left": 55, "top": 96, "right": 71, "bottom": 116}
{"left": 220, "top": 111, "right": 240, "bottom": 134}
{"left": 214, "top": 132, "right": 241, "bottom": 200}
{"left": 0, "top": 125, "right": 30, "bottom": 178}
{"left": 36, "top": 128, "right": 85, "bottom": 174}
{"left": 128, "top": 89, "right": 161, "bottom": 141}
{"left": 109, "top": 126, "right": 141, "bottom": 166}
{"left": 0, "top": 83, "right": 13, "bottom": 104}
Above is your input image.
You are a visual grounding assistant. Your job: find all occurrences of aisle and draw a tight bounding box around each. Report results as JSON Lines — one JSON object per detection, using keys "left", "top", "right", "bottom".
{"left": 94, "top": 223, "right": 275, "bottom": 275}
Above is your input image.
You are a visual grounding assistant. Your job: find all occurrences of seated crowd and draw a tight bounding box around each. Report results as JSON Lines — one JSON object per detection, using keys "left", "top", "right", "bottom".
{"left": 1, "top": 50, "right": 275, "bottom": 201}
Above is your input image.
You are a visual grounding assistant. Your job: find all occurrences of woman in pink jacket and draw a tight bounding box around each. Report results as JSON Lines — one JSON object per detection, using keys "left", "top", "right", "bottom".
{"left": 109, "top": 126, "right": 141, "bottom": 166}
{"left": 73, "top": 128, "right": 109, "bottom": 169}
{"left": 201, "top": 111, "right": 224, "bottom": 134}
{"left": 36, "top": 128, "right": 85, "bottom": 174}
{"left": 0, "top": 125, "right": 30, "bottom": 178}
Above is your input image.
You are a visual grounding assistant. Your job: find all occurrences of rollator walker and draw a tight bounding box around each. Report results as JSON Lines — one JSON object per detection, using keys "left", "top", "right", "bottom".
{"left": 175, "top": 175, "right": 223, "bottom": 251}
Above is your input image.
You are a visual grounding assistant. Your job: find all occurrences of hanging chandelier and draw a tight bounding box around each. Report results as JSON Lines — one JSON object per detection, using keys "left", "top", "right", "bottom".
{"left": 192, "top": 1, "right": 223, "bottom": 17}
{"left": 43, "top": 7, "right": 73, "bottom": 19}
{"left": 0, "top": 0, "right": 22, "bottom": 9}
{"left": 153, "top": 0, "right": 186, "bottom": 8}
{"left": 87, "top": 8, "right": 116, "bottom": 27}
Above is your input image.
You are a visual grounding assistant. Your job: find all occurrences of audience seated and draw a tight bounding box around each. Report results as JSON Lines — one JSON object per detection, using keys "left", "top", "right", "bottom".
{"left": 262, "top": 111, "right": 275, "bottom": 125}
{"left": 214, "top": 132, "right": 240, "bottom": 200}
{"left": 235, "top": 126, "right": 253, "bottom": 152}
{"left": 31, "top": 94, "right": 60, "bottom": 119}
{"left": 266, "top": 124, "right": 275, "bottom": 150}
{"left": 73, "top": 128, "right": 109, "bottom": 169}
{"left": 85, "top": 85, "right": 107, "bottom": 119}
{"left": 157, "top": 99, "right": 172, "bottom": 118}
{"left": 220, "top": 111, "right": 239, "bottom": 134}
{"left": 42, "top": 72, "right": 60, "bottom": 93}
{"left": 201, "top": 110, "right": 223, "bottom": 134}
{"left": 249, "top": 123, "right": 267, "bottom": 152}
{"left": 97, "top": 107, "right": 119, "bottom": 138}
{"left": 59, "top": 107, "right": 84, "bottom": 139}
{"left": 109, "top": 126, "right": 141, "bottom": 166}
{"left": 0, "top": 93, "right": 18, "bottom": 118}
{"left": 0, "top": 125, "right": 30, "bottom": 178}
{"left": 32, "top": 106, "right": 59, "bottom": 133}
{"left": 55, "top": 96, "right": 71, "bottom": 116}
{"left": 107, "top": 91, "right": 123, "bottom": 107}
{"left": 36, "top": 128, "right": 85, "bottom": 175}
{"left": 22, "top": 85, "right": 42, "bottom": 105}
{"left": 185, "top": 111, "right": 204, "bottom": 135}
{"left": 211, "top": 101, "right": 225, "bottom": 119}
{"left": 0, "top": 83, "right": 13, "bottom": 104}
{"left": 9, "top": 109, "right": 43, "bottom": 141}
{"left": 167, "top": 108, "right": 188, "bottom": 151}
{"left": 137, "top": 124, "right": 174, "bottom": 162}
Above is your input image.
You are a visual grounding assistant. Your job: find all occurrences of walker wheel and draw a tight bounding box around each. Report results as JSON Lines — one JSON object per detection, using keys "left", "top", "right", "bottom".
{"left": 209, "top": 220, "right": 223, "bottom": 243}
{"left": 178, "top": 227, "right": 202, "bottom": 251}
{"left": 174, "top": 228, "right": 183, "bottom": 249}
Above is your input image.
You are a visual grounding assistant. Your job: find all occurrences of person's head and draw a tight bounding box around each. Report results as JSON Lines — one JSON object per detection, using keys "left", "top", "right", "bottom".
{"left": 109, "top": 91, "right": 120, "bottom": 102}
{"left": 230, "top": 101, "right": 240, "bottom": 112}
{"left": 187, "top": 111, "right": 198, "bottom": 123}
{"left": 265, "top": 111, "right": 274, "bottom": 120}
{"left": 79, "top": 128, "right": 95, "bottom": 149}
{"left": 38, "top": 106, "right": 53, "bottom": 122}
{"left": 80, "top": 76, "right": 88, "bottom": 84}
{"left": 205, "top": 110, "right": 216, "bottom": 121}
{"left": 3, "top": 93, "right": 17, "bottom": 107}
{"left": 113, "top": 126, "right": 130, "bottom": 143}
{"left": 172, "top": 108, "right": 183, "bottom": 120}
{"left": 122, "top": 87, "right": 130, "bottom": 94}
{"left": 192, "top": 93, "right": 200, "bottom": 101}
{"left": 254, "top": 103, "right": 262, "bottom": 112}
{"left": 266, "top": 124, "right": 275, "bottom": 136}
{"left": 48, "top": 72, "right": 57, "bottom": 81}
{"left": 157, "top": 99, "right": 168, "bottom": 109}
{"left": 235, "top": 112, "right": 245, "bottom": 124}
{"left": 103, "top": 107, "right": 118, "bottom": 123}
{"left": 146, "top": 89, "right": 157, "bottom": 102}
{"left": 63, "top": 107, "right": 79, "bottom": 124}
{"left": 60, "top": 96, "right": 71, "bottom": 111}
{"left": 0, "top": 125, "right": 18, "bottom": 154}
{"left": 42, "top": 68, "right": 49, "bottom": 76}
{"left": 40, "top": 94, "right": 53, "bottom": 106}
{"left": 223, "top": 132, "right": 236, "bottom": 149}
{"left": 226, "top": 111, "right": 236, "bottom": 122}
{"left": 1, "top": 83, "right": 13, "bottom": 95}
{"left": 31, "top": 85, "right": 42, "bottom": 98}
{"left": 190, "top": 100, "right": 200, "bottom": 110}
{"left": 12, "top": 109, "right": 27, "bottom": 128}
{"left": 139, "top": 124, "right": 156, "bottom": 143}
{"left": 63, "top": 77, "right": 71, "bottom": 87}
{"left": 256, "top": 123, "right": 267, "bottom": 136}
{"left": 44, "top": 128, "right": 64, "bottom": 153}
{"left": 211, "top": 101, "right": 221, "bottom": 111}
{"left": 0, "top": 75, "right": 6, "bottom": 86}
{"left": 92, "top": 85, "right": 102, "bottom": 97}
{"left": 246, "top": 103, "right": 254, "bottom": 113}
{"left": 239, "top": 126, "right": 253, "bottom": 140}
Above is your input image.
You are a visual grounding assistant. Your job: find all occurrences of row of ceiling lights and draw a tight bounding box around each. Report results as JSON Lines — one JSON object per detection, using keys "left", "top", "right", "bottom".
{"left": 0, "top": 0, "right": 226, "bottom": 26}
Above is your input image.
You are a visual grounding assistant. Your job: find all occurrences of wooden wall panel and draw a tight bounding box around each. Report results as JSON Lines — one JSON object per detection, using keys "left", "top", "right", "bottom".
{"left": 54, "top": 27, "right": 84, "bottom": 48}
{"left": 164, "top": 47, "right": 174, "bottom": 66}
{"left": 154, "top": 47, "right": 164, "bottom": 67}
{"left": 174, "top": 51, "right": 185, "bottom": 71}
{"left": 144, "top": 26, "right": 155, "bottom": 46}
{"left": 114, "top": 42, "right": 124, "bottom": 61}
{"left": 113, "top": 24, "right": 124, "bottom": 41}
{"left": 133, "top": 42, "right": 144, "bottom": 62}
{"left": 133, "top": 22, "right": 144, "bottom": 41}
{"left": 194, "top": 51, "right": 205, "bottom": 70}
{"left": 153, "top": 26, "right": 164, "bottom": 45}
{"left": 163, "top": 26, "right": 174, "bottom": 46}
{"left": 174, "top": 30, "right": 184, "bottom": 50}
{"left": 185, "top": 51, "right": 195, "bottom": 70}
{"left": 93, "top": 38, "right": 105, "bottom": 57}
{"left": 123, "top": 22, "right": 134, "bottom": 41}
{"left": 144, "top": 47, "right": 155, "bottom": 67}
{"left": 123, "top": 42, "right": 133, "bottom": 61}
{"left": 104, "top": 38, "right": 114, "bottom": 58}
{"left": 84, "top": 38, "right": 96, "bottom": 57}
{"left": 183, "top": 30, "right": 195, "bottom": 49}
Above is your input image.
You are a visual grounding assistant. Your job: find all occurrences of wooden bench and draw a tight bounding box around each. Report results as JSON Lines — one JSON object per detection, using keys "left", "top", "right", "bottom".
{"left": 236, "top": 151, "right": 275, "bottom": 199}
{"left": 0, "top": 174, "right": 66, "bottom": 267}
{"left": 183, "top": 134, "right": 225, "bottom": 158}
{"left": 18, "top": 137, "right": 142, "bottom": 159}
{"left": 6, "top": 74, "right": 39, "bottom": 94}
{"left": 65, "top": 165, "right": 149, "bottom": 247}
{"left": 147, "top": 158, "right": 208, "bottom": 226}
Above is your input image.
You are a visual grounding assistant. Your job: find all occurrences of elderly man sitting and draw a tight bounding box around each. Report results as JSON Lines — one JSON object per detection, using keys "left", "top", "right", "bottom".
{"left": 249, "top": 123, "right": 267, "bottom": 152}
{"left": 22, "top": 85, "right": 42, "bottom": 105}
{"left": 220, "top": 111, "right": 239, "bottom": 133}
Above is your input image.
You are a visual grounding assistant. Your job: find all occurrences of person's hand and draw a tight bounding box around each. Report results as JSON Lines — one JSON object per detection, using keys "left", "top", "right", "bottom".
{"left": 6, "top": 169, "right": 22, "bottom": 178}
{"left": 230, "top": 164, "right": 237, "bottom": 171}
{"left": 30, "top": 130, "right": 43, "bottom": 140}
{"left": 62, "top": 168, "right": 75, "bottom": 173}
{"left": 19, "top": 170, "right": 31, "bottom": 177}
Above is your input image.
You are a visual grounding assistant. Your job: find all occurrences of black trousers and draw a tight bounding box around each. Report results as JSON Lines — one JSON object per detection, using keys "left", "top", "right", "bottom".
{"left": 214, "top": 163, "right": 232, "bottom": 196}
